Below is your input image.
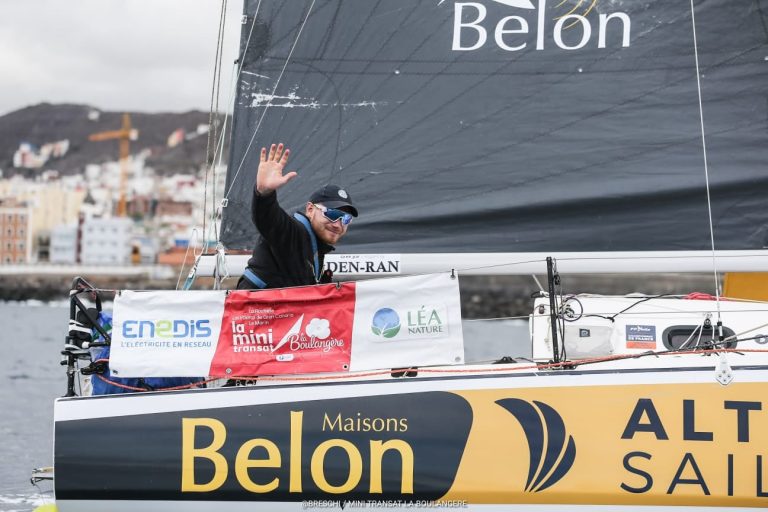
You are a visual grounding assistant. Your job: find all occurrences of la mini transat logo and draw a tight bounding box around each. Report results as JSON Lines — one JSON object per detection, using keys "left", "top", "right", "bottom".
{"left": 231, "top": 315, "right": 345, "bottom": 355}
{"left": 443, "top": 0, "right": 632, "bottom": 52}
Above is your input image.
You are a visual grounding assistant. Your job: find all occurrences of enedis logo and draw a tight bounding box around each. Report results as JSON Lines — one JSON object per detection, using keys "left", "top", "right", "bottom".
{"left": 122, "top": 319, "right": 212, "bottom": 338}
{"left": 371, "top": 306, "right": 448, "bottom": 340}
{"left": 446, "top": 0, "right": 631, "bottom": 52}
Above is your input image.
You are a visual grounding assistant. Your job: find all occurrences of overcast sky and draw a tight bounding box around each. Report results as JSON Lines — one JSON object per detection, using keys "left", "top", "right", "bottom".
{"left": 0, "top": 0, "right": 243, "bottom": 116}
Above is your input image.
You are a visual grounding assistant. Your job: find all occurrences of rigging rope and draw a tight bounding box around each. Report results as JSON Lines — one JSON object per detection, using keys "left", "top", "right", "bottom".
{"left": 223, "top": 0, "right": 263, "bottom": 177}
{"left": 200, "top": 63, "right": 241, "bottom": 264}
{"left": 183, "top": 0, "right": 231, "bottom": 292}
{"left": 206, "top": 0, "right": 265, "bottom": 249}
{"left": 189, "top": 0, "right": 265, "bottom": 290}
{"left": 689, "top": 0, "right": 722, "bottom": 321}
{"left": 203, "top": 0, "right": 229, "bottom": 243}
{"left": 83, "top": 282, "right": 768, "bottom": 320}
{"left": 199, "top": 0, "right": 266, "bottom": 258}
{"left": 224, "top": 0, "right": 318, "bottom": 201}
{"left": 175, "top": 228, "right": 199, "bottom": 290}
{"left": 92, "top": 346, "right": 768, "bottom": 392}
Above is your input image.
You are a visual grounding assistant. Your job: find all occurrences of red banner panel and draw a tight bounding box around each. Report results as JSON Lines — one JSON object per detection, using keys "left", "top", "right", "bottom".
{"left": 210, "top": 283, "right": 356, "bottom": 376}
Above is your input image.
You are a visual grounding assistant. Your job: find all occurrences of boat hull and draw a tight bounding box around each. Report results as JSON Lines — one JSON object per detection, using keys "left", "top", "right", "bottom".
{"left": 54, "top": 361, "right": 768, "bottom": 510}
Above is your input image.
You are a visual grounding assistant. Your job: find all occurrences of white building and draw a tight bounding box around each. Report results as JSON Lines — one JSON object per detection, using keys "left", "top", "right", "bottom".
{"left": 80, "top": 218, "right": 133, "bottom": 265}
{"left": 50, "top": 224, "right": 78, "bottom": 264}
{"left": 13, "top": 140, "right": 69, "bottom": 169}
{"left": 0, "top": 175, "right": 86, "bottom": 260}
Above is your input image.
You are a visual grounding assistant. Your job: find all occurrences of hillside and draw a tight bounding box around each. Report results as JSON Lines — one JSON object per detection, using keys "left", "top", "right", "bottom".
{"left": 0, "top": 103, "right": 224, "bottom": 177}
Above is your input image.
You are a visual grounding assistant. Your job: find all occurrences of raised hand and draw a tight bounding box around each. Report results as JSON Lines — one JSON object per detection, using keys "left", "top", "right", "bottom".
{"left": 255, "top": 143, "right": 297, "bottom": 194}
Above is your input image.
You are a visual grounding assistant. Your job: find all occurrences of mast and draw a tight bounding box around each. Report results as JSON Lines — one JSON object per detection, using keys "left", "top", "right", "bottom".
{"left": 546, "top": 256, "right": 560, "bottom": 363}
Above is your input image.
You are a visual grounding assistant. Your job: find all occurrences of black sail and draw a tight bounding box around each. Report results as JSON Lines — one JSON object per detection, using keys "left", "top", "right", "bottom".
{"left": 222, "top": 0, "right": 768, "bottom": 253}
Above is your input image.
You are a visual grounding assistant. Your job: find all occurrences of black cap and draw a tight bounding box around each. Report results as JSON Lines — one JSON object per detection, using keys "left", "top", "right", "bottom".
{"left": 309, "top": 184, "right": 358, "bottom": 217}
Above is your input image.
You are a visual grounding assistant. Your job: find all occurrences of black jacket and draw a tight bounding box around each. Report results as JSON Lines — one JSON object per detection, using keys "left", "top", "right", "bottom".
{"left": 237, "top": 190, "right": 334, "bottom": 290}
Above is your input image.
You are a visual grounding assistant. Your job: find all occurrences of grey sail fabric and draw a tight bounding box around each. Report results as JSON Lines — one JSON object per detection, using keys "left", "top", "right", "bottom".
{"left": 222, "top": 0, "right": 768, "bottom": 253}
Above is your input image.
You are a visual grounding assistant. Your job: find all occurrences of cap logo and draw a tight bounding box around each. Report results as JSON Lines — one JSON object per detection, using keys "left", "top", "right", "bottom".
{"left": 338, "top": 189, "right": 348, "bottom": 199}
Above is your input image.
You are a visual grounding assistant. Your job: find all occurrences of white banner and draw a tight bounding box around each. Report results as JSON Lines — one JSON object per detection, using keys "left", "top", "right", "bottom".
{"left": 110, "top": 290, "right": 226, "bottom": 377}
{"left": 108, "top": 274, "right": 464, "bottom": 377}
{"left": 349, "top": 273, "right": 465, "bottom": 371}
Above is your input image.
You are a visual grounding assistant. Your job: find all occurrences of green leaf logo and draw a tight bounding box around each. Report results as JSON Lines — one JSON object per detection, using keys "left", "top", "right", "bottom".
{"left": 382, "top": 325, "right": 401, "bottom": 338}
{"left": 371, "top": 308, "right": 401, "bottom": 339}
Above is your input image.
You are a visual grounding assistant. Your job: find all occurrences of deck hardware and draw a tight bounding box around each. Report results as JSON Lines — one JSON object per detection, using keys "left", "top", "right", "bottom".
{"left": 715, "top": 353, "right": 733, "bottom": 385}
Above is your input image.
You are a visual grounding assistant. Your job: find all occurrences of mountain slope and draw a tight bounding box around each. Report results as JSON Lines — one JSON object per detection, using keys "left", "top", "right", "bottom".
{"left": 0, "top": 103, "right": 219, "bottom": 176}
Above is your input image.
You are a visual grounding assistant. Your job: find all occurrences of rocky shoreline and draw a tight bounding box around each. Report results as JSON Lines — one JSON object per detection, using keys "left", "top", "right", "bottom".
{"left": 0, "top": 272, "right": 718, "bottom": 318}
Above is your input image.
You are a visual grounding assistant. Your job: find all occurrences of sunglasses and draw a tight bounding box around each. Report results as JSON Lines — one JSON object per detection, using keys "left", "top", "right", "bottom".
{"left": 313, "top": 203, "right": 353, "bottom": 226}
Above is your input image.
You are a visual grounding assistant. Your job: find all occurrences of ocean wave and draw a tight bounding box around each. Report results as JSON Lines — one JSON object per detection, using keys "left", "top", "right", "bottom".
{"left": 0, "top": 491, "right": 52, "bottom": 510}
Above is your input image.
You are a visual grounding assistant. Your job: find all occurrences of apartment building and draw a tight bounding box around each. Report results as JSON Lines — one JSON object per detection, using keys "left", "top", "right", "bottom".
{"left": 50, "top": 224, "right": 78, "bottom": 264}
{"left": 0, "top": 202, "right": 33, "bottom": 264}
{"left": 80, "top": 217, "right": 133, "bottom": 265}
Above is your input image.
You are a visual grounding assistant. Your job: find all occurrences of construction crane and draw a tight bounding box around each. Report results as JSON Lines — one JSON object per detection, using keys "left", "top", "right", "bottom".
{"left": 89, "top": 113, "right": 138, "bottom": 217}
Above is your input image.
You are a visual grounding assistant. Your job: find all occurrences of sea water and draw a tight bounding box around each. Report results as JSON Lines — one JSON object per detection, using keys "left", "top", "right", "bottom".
{"left": 0, "top": 302, "right": 66, "bottom": 512}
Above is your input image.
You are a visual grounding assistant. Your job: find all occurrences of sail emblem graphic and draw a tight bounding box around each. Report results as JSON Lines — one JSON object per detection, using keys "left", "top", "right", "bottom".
{"left": 271, "top": 314, "right": 304, "bottom": 352}
{"left": 496, "top": 398, "right": 576, "bottom": 492}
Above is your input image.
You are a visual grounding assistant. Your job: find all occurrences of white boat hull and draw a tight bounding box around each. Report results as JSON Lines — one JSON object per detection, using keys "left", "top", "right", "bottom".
{"left": 54, "top": 359, "right": 768, "bottom": 511}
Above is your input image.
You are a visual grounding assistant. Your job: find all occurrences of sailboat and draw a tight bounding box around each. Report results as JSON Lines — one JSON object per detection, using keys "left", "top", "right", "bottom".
{"left": 51, "top": 0, "right": 768, "bottom": 510}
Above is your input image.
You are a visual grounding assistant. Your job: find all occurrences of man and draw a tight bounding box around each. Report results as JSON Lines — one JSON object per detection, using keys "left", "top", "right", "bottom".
{"left": 237, "top": 143, "right": 358, "bottom": 290}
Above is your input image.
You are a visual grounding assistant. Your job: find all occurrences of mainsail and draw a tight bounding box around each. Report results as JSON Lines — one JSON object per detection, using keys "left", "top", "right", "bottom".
{"left": 222, "top": 0, "right": 768, "bottom": 255}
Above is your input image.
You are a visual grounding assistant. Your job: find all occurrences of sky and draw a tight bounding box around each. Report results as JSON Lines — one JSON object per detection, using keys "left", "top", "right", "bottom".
{"left": 0, "top": 0, "right": 243, "bottom": 116}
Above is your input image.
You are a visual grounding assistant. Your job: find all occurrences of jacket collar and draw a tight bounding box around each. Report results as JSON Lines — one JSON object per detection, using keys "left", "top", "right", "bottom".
{"left": 296, "top": 211, "right": 335, "bottom": 255}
